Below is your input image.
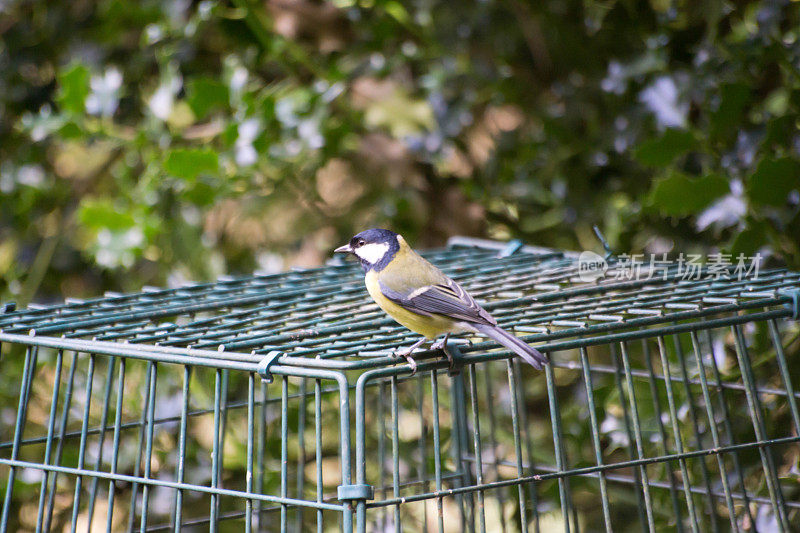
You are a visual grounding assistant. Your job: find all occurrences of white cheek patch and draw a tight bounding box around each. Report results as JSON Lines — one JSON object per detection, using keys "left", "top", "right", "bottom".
{"left": 355, "top": 242, "right": 390, "bottom": 264}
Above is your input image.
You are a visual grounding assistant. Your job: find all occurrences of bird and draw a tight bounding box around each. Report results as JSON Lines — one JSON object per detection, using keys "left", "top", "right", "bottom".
{"left": 334, "top": 228, "right": 548, "bottom": 372}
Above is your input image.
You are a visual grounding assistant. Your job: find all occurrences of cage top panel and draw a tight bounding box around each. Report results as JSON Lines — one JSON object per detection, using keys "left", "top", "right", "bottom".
{"left": 1, "top": 237, "right": 798, "bottom": 370}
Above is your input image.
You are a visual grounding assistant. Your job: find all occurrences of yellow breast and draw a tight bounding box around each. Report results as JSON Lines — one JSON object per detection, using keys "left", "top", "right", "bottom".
{"left": 365, "top": 270, "right": 456, "bottom": 339}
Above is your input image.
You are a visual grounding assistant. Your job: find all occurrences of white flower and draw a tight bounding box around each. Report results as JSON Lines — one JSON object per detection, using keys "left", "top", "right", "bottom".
{"left": 148, "top": 85, "right": 174, "bottom": 120}
{"left": 600, "top": 415, "right": 630, "bottom": 447}
{"left": 236, "top": 144, "right": 257, "bottom": 166}
{"left": 86, "top": 67, "right": 122, "bottom": 117}
{"left": 16, "top": 165, "right": 45, "bottom": 187}
{"left": 601, "top": 60, "right": 626, "bottom": 94}
{"left": 145, "top": 24, "right": 163, "bottom": 44}
{"left": 230, "top": 66, "right": 248, "bottom": 92}
{"left": 235, "top": 118, "right": 260, "bottom": 166}
{"left": 298, "top": 119, "right": 324, "bottom": 149}
{"left": 696, "top": 179, "right": 746, "bottom": 232}
{"left": 639, "top": 76, "right": 688, "bottom": 129}
{"left": 148, "top": 67, "right": 182, "bottom": 121}
{"left": 238, "top": 118, "right": 260, "bottom": 144}
{"left": 122, "top": 227, "right": 144, "bottom": 247}
{"left": 275, "top": 98, "right": 298, "bottom": 127}
{"left": 755, "top": 506, "right": 779, "bottom": 533}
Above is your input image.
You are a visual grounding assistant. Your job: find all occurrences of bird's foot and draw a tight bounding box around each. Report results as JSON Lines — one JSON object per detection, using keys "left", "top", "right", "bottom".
{"left": 392, "top": 347, "right": 418, "bottom": 374}
{"left": 393, "top": 337, "right": 427, "bottom": 374}
{"left": 431, "top": 334, "right": 454, "bottom": 369}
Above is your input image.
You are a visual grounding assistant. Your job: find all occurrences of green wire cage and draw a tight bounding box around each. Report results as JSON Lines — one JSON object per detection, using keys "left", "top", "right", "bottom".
{"left": 1, "top": 237, "right": 799, "bottom": 532}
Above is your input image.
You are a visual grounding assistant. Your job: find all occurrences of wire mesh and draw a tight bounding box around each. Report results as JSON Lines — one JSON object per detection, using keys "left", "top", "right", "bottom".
{"left": 1, "top": 237, "right": 799, "bottom": 532}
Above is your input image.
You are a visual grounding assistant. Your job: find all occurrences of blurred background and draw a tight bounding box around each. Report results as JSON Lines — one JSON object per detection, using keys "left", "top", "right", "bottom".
{"left": 1, "top": 0, "right": 799, "bottom": 305}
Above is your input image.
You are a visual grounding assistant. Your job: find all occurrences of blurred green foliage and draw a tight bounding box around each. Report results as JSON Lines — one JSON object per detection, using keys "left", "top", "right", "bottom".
{"left": 1, "top": 0, "right": 799, "bottom": 304}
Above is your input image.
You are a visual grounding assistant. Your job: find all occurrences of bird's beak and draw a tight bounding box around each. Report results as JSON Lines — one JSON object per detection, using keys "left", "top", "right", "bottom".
{"left": 334, "top": 244, "right": 352, "bottom": 254}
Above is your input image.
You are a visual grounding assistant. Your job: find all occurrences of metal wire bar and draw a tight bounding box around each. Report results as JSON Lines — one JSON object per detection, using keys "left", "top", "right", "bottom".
{"left": 698, "top": 326, "right": 756, "bottom": 527}
{"left": 255, "top": 379, "right": 267, "bottom": 531}
{"left": 362, "top": 433, "right": 800, "bottom": 508}
{"left": 653, "top": 337, "right": 699, "bottom": 531}
{"left": 296, "top": 377, "right": 308, "bottom": 532}
{"left": 618, "top": 341, "right": 656, "bottom": 531}
{"left": 0, "top": 457, "right": 347, "bottom": 509}
{"left": 377, "top": 380, "right": 387, "bottom": 529}
{"left": 416, "top": 374, "right": 429, "bottom": 533}
{"left": 430, "top": 370, "right": 445, "bottom": 533}
{"left": 218, "top": 368, "right": 230, "bottom": 513}
{"left": 314, "top": 378, "right": 323, "bottom": 533}
{"left": 609, "top": 343, "right": 649, "bottom": 528}
{"left": 0, "top": 366, "right": 337, "bottom": 452}
{"left": 481, "top": 363, "right": 507, "bottom": 532}
{"left": 280, "top": 375, "right": 288, "bottom": 531}
{"left": 86, "top": 356, "right": 116, "bottom": 529}
{"left": 467, "top": 364, "right": 486, "bottom": 533}
{"left": 528, "top": 464, "right": 800, "bottom": 509}
{"left": 107, "top": 357, "right": 126, "bottom": 531}
{"left": 0, "top": 345, "right": 37, "bottom": 532}
{"left": 766, "top": 318, "right": 800, "bottom": 435}
{"left": 34, "top": 349, "right": 63, "bottom": 533}
{"left": 127, "top": 359, "right": 153, "bottom": 533}
{"left": 172, "top": 365, "right": 191, "bottom": 532}
{"left": 687, "top": 331, "right": 739, "bottom": 532}
{"left": 246, "top": 372, "right": 254, "bottom": 533}
{"left": 730, "top": 323, "right": 790, "bottom": 529}
{"left": 450, "top": 371, "right": 473, "bottom": 531}
{"left": 210, "top": 368, "right": 223, "bottom": 531}
{"left": 513, "top": 357, "right": 540, "bottom": 532}
{"left": 671, "top": 333, "right": 720, "bottom": 533}
{"left": 544, "top": 356, "right": 574, "bottom": 533}
{"left": 639, "top": 340, "right": 685, "bottom": 531}
{"left": 71, "top": 353, "right": 95, "bottom": 531}
{"left": 139, "top": 362, "right": 158, "bottom": 533}
{"left": 391, "top": 375, "right": 401, "bottom": 533}
{"left": 577, "top": 347, "right": 612, "bottom": 532}
{"left": 506, "top": 359, "right": 530, "bottom": 533}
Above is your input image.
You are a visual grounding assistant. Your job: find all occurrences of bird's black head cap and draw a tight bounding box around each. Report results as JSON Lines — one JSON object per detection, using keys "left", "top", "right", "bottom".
{"left": 345, "top": 228, "right": 400, "bottom": 272}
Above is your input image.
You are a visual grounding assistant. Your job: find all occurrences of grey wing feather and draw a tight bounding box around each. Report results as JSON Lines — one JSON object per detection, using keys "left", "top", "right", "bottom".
{"left": 379, "top": 277, "right": 496, "bottom": 325}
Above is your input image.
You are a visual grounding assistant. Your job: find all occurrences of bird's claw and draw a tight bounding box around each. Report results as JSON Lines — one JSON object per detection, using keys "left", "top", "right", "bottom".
{"left": 392, "top": 348, "right": 418, "bottom": 374}
{"left": 431, "top": 335, "right": 455, "bottom": 370}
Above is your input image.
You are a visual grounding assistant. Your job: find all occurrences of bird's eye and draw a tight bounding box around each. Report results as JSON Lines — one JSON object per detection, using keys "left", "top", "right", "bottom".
{"left": 357, "top": 239, "right": 366, "bottom": 247}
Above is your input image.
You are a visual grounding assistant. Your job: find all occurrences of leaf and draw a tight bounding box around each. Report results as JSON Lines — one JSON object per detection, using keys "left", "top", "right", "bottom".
{"left": 186, "top": 78, "right": 230, "bottom": 119}
{"left": 384, "top": 1, "right": 411, "bottom": 24}
{"left": 634, "top": 129, "right": 696, "bottom": 167}
{"left": 77, "top": 199, "right": 135, "bottom": 231}
{"left": 710, "top": 83, "right": 750, "bottom": 140}
{"left": 746, "top": 158, "right": 800, "bottom": 206}
{"left": 182, "top": 179, "right": 217, "bottom": 206}
{"left": 57, "top": 121, "right": 85, "bottom": 140}
{"left": 582, "top": 0, "right": 617, "bottom": 33}
{"left": 164, "top": 148, "right": 219, "bottom": 181}
{"left": 364, "top": 88, "right": 435, "bottom": 138}
{"left": 56, "top": 63, "right": 90, "bottom": 114}
{"left": 729, "top": 221, "right": 768, "bottom": 258}
{"left": 765, "top": 115, "right": 795, "bottom": 148}
{"left": 648, "top": 172, "right": 729, "bottom": 216}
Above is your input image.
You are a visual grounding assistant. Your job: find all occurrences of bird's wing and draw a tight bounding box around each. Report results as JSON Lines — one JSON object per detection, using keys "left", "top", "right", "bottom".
{"left": 379, "top": 276, "right": 497, "bottom": 326}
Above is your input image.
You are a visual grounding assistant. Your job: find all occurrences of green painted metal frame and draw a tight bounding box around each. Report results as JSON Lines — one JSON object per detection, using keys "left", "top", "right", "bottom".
{"left": 1, "top": 237, "right": 799, "bottom": 531}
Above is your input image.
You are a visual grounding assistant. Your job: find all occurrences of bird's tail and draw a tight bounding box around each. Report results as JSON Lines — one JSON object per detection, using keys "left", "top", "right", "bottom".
{"left": 473, "top": 323, "right": 548, "bottom": 370}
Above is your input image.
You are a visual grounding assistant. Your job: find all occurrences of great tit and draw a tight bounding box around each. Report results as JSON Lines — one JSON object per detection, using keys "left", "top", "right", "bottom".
{"left": 334, "top": 228, "right": 548, "bottom": 372}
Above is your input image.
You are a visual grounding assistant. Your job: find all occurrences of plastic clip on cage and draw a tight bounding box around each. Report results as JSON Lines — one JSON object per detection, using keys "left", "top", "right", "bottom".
{"left": 1, "top": 237, "right": 799, "bottom": 532}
